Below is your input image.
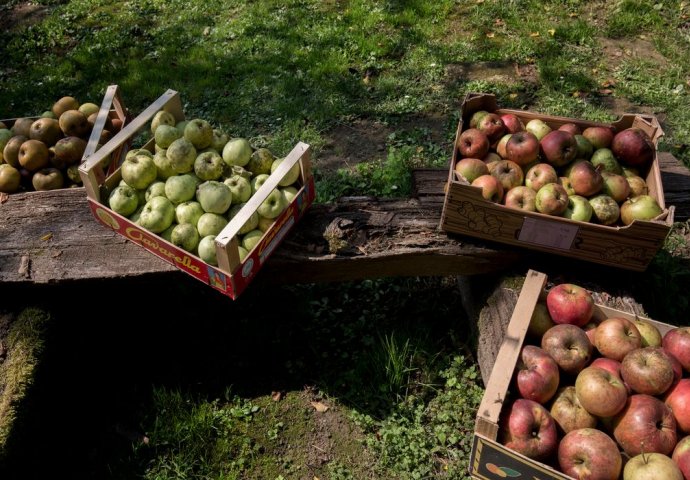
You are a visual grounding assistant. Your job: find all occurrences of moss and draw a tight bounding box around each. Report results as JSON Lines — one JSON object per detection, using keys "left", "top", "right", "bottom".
{"left": 0, "top": 307, "right": 50, "bottom": 457}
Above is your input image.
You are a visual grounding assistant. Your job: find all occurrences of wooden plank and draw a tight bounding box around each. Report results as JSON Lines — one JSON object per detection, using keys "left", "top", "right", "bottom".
{"left": 659, "top": 152, "right": 690, "bottom": 222}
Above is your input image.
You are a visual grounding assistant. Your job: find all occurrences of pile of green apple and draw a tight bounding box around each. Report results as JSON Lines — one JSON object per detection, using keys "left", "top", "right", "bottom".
{"left": 500, "top": 283, "right": 690, "bottom": 480}
{"left": 0, "top": 96, "right": 118, "bottom": 194}
{"left": 454, "top": 110, "right": 664, "bottom": 226}
{"left": 108, "top": 110, "right": 301, "bottom": 267}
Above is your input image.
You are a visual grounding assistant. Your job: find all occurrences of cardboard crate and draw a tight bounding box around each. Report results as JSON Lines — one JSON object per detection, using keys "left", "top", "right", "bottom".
{"left": 79, "top": 86, "right": 315, "bottom": 300}
{"left": 469, "top": 269, "right": 677, "bottom": 480}
{"left": 440, "top": 93, "right": 675, "bottom": 271}
{"left": 0, "top": 94, "right": 128, "bottom": 192}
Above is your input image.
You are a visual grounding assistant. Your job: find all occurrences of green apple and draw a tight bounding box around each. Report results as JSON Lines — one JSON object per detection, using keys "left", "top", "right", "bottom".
{"left": 160, "top": 224, "right": 176, "bottom": 242}
{"left": 0, "top": 164, "right": 21, "bottom": 193}
{"left": 282, "top": 186, "right": 298, "bottom": 204}
{"left": 138, "top": 196, "right": 175, "bottom": 233}
{"left": 176, "top": 201, "right": 204, "bottom": 226}
{"left": 574, "top": 134, "right": 594, "bottom": 160}
{"left": 197, "top": 212, "right": 228, "bottom": 237}
{"left": 257, "top": 215, "right": 274, "bottom": 232}
{"left": 151, "top": 110, "right": 176, "bottom": 135}
{"left": 223, "top": 175, "right": 252, "bottom": 203}
{"left": 563, "top": 194, "right": 593, "bottom": 222}
{"left": 145, "top": 180, "right": 167, "bottom": 202}
{"left": 129, "top": 206, "right": 144, "bottom": 223}
{"left": 257, "top": 188, "right": 287, "bottom": 219}
{"left": 78, "top": 102, "right": 100, "bottom": 118}
{"left": 126, "top": 148, "right": 153, "bottom": 161}
{"left": 228, "top": 203, "right": 259, "bottom": 235}
{"left": 121, "top": 153, "right": 158, "bottom": 190}
{"left": 165, "top": 173, "right": 200, "bottom": 204}
{"left": 183, "top": 118, "right": 213, "bottom": 149}
{"left": 197, "top": 235, "right": 218, "bottom": 265}
{"left": 153, "top": 150, "right": 176, "bottom": 180}
{"left": 166, "top": 138, "right": 197, "bottom": 174}
{"left": 241, "top": 229, "right": 264, "bottom": 251}
{"left": 250, "top": 173, "right": 270, "bottom": 194}
{"left": 271, "top": 157, "right": 300, "bottom": 187}
{"left": 211, "top": 129, "right": 230, "bottom": 152}
{"left": 154, "top": 124, "right": 182, "bottom": 149}
{"left": 591, "top": 148, "right": 622, "bottom": 174}
{"left": 246, "top": 148, "right": 275, "bottom": 176}
{"left": 238, "top": 246, "right": 249, "bottom": 262}
{"left": 525, "top": 118, "right": 552, "bottom": 141}
{"left": 108, "top": 184, "right": 139, "bottom": 216}
{"left": 176, "top": 120, "right": 189, "bottom": 137}
{"left": 196, "top": 180, "right": 232, "bottom": 214}
{"left": 194, "top": 151, "right": 224, "bottom": 181}
{"left": 171, "top": 223, "right": 200, "bottom": 252}
{"left": 222, "top": 138, "right": 252, "bottom": 167}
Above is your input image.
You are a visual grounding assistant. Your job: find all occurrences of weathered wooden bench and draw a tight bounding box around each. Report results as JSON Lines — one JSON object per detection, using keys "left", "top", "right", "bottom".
{"left": 1, "top": 153, "right": 687, "bottom": 289}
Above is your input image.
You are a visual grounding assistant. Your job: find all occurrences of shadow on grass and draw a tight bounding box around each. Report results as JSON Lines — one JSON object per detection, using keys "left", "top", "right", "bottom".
{"left": 0, "top": 271, "right": 470, "bottom": 478}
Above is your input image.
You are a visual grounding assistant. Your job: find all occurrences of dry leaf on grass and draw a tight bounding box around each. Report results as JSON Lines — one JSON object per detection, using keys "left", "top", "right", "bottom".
{"left": 310, "top": 401, "right": 329, "bottom": 413}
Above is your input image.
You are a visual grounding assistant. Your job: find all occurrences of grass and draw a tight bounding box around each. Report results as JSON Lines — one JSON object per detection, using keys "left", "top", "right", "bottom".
{"left": 1, "top": 0, "right": 690, "bottom": 478}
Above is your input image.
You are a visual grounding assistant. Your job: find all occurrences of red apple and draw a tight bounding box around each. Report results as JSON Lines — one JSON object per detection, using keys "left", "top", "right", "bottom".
{"left": 505, "top": 131, "right": 540, "bottom": 166}
{"left": 515, "top": 345, "right": 560, "bottom": 404}
{"left": 496, "top": 133, "right": 512, "bottom": 159}
{"left": 567, "top": 160, "right": 604, "bottom": 197}
{"left": 558, "top": 428, "right": 622, "bottom": 480}
{"left": 476, "top": 113, "right": 506, "bottom": 144}
{"left": 665, "top": 379, "right": 690, "bottom": 434}
{"left": 601, "top": 171, "right": 631, "bottom": 203}
{"left": 550, "top": 386, "right": 597, "bottom": 434}
{"left": 504, "top": 185, "right": 537, "bottom": 212}
{"left": 535, "top": 183, "right": 569, "bottom": 215}
{"left": 591, "top": 357, "right": 622, "bottom": 378}
{"left": 672, "top": 435, "right": 690, "bottom": 479}
{"left": 558, "top": 122, "right": 582, "bottom": 135}
{"left": 575, "top": 366, "right": 629, "bottom": 417}
{"left": 499, "top": 398, "right": 558, "bottom": 461}
{"left": 546, "top": 283, "right": 594, "bottom": 327}
{"left": 595, "top": 317, "right": 642, "bottom": 361}
{"left": 621, "top": 346, "right": 675, "bottom": 396}
{"left": 541, "top": 324, "right": 593, "bottom": 375}
{"left": 525, "top": 163, "right": 558, "bottom": 192}
{"left": 612, "top": 127, "right": 655, "bottom": 170}
{"left": 663, "top": 327, "right": 690, "bottom": 372}
{"left": 500, "top": 113, "right": 524, "bottom": 134}
{"left": 540, "top": 130, "right": 578, "bottom": 167}
{"left": 620, "top": 194, "right": 663, "bottom": 225}
{"left": 613, "top": 394, "right": 677, "bottom": 457}
{"left": 582, "top": 126, "right": 615, "bottom": 149}
{"left": 471, "top": 174, "right": 504, "bottom": 203}
{"left": 490, "top": 159, "right": 524, "bottom": 193}
{"left": 457, "top": 128, "right": 490, "bottom": 159}
{"left": 454, "top": 157, "right": 489, "bottom": 183}
{"left": 583, "top": 320, "right": 599, "bottom": 344}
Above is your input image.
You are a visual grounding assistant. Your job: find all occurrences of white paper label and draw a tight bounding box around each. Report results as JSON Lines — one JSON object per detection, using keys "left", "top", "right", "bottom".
{"left": 517, "top": 217, "right": 579, "bottom": 250}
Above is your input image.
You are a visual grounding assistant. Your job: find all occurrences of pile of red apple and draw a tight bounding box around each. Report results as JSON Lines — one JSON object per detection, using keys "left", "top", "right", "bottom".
{"left": 0, "top": 96, "right": 120, "bottom": 194}
{"left": 500, "top": 283, "right": 690, "bottom": 479}
{"left": 454, "top": 110, "right": 664, "bottom": 226}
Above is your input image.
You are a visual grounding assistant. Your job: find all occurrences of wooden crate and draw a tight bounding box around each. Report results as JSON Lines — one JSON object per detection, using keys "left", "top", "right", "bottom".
{"left": 0, "top": 95, "right": 128, "bottom": 192}
{"left": 469, "top": 269, "right": 677, "bottom": 479}
{"left": 78, "top": 86, "right": 315, "bottom": 299}
{"left": 440, "top": 93, "right": 674, "bottom": 271}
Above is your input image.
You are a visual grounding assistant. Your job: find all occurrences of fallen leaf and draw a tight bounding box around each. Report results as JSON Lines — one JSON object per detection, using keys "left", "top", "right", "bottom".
{"left": 601, "top": 79, "right": 616, "bottom": 88}
{"left": 530, "top": 32, "right": 540, "bottom": 37}
{"left": 311, "top": 401, "right": 329, "bottom": 413}
{"left": 547, "top": 29, "right": 555, "bottom": 36}
{"left": 486, "top": 32, "right": 495, "bottom": 38}
{"left": 494, "top": 18, "right": 505, "bottom": 26}
{"left": 41, "top": 233, "right": 53, "bottom": 241}
{"left": 52, "top": 250, "right": 63, "bottom": 258}
{"left": 271, "top": 391, "right": 284, "bottom": 402}
{"left": 572, "top": 91, "right": 582, "bottom": 98}
{"left": 569, "top": 12, "right": 578, "bottom": 17}
{"left": 599, "top": 88, "right": 614, "bottom": 95}
{"left": 0, "top": 193, "right": 8, "bottom": 204}
{"left": 509, "top": 93, "right": 519, "bottom": 99}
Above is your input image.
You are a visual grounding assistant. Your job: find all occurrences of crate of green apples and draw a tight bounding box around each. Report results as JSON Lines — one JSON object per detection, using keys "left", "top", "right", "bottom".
{"left": 470, "top": 270, "right": 690, "bottom": 480}
{"left": 79, "top": 86, "right": 314, "bottom": 299}
{"left": 440, "top": 93, "right": 674, "bottom": 272}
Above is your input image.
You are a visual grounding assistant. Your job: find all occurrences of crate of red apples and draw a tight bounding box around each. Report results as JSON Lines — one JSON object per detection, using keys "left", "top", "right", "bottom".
{"left": 440, "top": 93, "right": 674, "bottom": 272}
{"left": 470, "top": 270, "right": 690, "bottom": 480}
